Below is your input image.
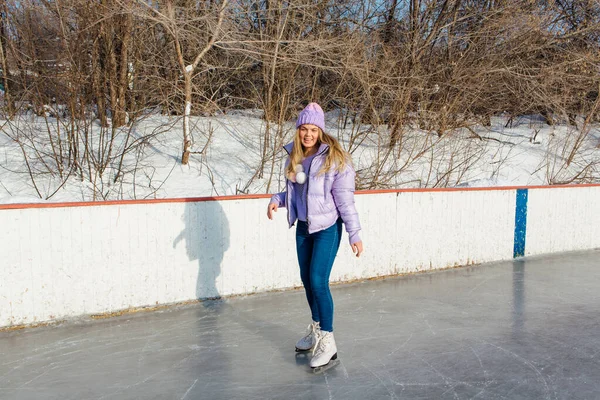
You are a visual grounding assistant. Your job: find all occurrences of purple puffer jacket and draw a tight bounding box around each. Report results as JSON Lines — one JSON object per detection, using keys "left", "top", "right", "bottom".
{"left": 270, "top": 142, "right": 361, "bottom": 242}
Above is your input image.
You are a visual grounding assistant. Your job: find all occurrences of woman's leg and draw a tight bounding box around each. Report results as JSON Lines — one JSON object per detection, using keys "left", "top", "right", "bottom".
{"left": 296, "top": 220, "right": 319, "bottom": 323}
{"left": 308, "top": 219, "right": 343, "bottom": 332}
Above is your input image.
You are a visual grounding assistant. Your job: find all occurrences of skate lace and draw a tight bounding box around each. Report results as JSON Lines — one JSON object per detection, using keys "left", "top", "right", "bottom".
{"left": 312, "top": 332, "right": 331, "bottom": 356}
{"left": 302, "top": 321, "right": 319, "bottom": 343}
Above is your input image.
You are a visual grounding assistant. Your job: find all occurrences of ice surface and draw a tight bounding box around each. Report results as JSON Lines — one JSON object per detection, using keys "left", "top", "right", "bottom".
{"left": 1, "top": 250, "right": 599, "bottom": 399}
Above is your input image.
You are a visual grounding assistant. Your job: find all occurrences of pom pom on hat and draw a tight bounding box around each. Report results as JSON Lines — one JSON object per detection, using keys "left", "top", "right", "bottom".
{"left": 296, "top": 102, "right": 325, "bottom": 132}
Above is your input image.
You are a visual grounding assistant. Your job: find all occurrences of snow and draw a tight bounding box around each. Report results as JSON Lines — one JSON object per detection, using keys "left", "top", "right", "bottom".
{"left": 0, "top": 110, "right": 598, "bottom": 204}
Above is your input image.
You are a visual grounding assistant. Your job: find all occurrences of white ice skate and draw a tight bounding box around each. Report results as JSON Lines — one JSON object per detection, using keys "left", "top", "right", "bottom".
{"left": 295, "top": 321, "right": 320, "bottom": 352}
{"left": 310, "top": 331, "right": 338, "bottom": 372}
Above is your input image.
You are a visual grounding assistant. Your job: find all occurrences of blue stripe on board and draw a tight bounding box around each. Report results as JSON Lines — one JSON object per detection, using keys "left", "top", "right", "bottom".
{"left": 513, "top": 189, "right": 528, "bottom": 258}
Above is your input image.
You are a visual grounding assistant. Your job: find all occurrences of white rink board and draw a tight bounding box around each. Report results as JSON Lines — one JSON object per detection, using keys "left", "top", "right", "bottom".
{"left": 1, "top": 185, "right": 598, "bottom": 328}
{"left": 337, "top": 190, "right": 516, "bottom": 282}
{"left": 526, "top": 186, "right": 600, "bottom": 256}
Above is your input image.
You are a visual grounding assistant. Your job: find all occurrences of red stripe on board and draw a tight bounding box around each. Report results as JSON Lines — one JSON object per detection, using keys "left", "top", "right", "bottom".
{"left": 358, "top": 183, "right": 600, "bottom": 195}
{"left": 1, "top": 184, "right": 599, "bottom": 210}
{"left": 0, "top": 194, "right": 273, "bottom": 210}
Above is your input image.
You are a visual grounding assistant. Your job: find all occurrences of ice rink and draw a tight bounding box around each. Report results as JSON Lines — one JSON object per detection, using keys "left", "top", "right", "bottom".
{"left": 1, "top": 250, "right": 599, "bottom": 400}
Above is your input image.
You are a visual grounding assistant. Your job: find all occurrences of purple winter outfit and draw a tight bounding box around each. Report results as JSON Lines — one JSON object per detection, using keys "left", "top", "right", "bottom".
{"left": 270, "top": 142, "right": 361, "bottom": 245}
{"left": 270, "top": 101, "right": 363, "bottom": 336}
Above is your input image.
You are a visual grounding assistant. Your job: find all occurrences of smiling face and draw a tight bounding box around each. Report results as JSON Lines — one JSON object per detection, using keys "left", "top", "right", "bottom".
{"left": 298, "top": 124, "right": 320, "bottom": 153}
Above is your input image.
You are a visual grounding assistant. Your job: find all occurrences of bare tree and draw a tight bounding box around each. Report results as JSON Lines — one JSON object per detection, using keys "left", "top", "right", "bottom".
{"left": 126, "top": 0, "right": 230, "bottom": 165}
{"left": 0, "top": 0, "right": 13, "bottom": 117}
{"left": 1, "top": 0, "right": 599, "bottom": 199}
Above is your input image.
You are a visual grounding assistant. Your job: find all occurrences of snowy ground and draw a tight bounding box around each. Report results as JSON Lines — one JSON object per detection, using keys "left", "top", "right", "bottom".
{"left": 0, "top": 109, "right": 599, "bottom": 204}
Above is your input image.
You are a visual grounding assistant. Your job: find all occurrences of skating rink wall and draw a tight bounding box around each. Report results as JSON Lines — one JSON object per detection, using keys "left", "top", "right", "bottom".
{"left": 1, "top": 184, "right": 600, "bottom": 328}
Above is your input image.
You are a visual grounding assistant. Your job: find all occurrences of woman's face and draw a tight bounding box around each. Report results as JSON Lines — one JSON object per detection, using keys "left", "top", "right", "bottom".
{"left": 298, "top": 124, "right": 319, "bottom": 152}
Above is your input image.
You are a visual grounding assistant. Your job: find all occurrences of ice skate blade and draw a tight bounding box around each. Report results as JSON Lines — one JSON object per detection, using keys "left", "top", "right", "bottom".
{"left": 311, "top": 359, "right": 339, "bottom": 374}
{"left": 295, "top": 347, "right": 312, "bottom": 352}
{"left": 310, "top": 353, "right": 338, "bottom": 374}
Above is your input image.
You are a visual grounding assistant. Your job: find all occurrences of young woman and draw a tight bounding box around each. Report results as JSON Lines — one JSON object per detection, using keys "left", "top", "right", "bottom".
{"left": 267, "top": 102, "right": 363, "bottom": 369}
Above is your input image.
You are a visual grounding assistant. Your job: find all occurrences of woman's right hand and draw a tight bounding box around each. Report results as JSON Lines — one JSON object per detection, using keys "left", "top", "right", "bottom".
{"left": 351, "top": 241, "right": 364, "bottom": 258}
{"left": 267, "top": 202, "right": 278, "bottom": 220}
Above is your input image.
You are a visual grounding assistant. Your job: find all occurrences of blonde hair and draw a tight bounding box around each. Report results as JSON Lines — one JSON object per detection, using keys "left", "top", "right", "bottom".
{"left": 286, "top": 127, "right": 350, "bottom": 177}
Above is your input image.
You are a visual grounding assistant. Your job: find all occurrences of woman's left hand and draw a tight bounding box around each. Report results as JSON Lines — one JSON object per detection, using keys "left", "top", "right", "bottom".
{"left": 351, "top": 241, "right": 363, "bottom": 258}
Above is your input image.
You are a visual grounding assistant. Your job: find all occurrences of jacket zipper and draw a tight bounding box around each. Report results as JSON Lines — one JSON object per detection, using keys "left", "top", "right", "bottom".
{"left": 306, "top": 146, "right": 328, "bottom": 231}
{"left": 306, "top": 169, "right": 310, "bottom": 228}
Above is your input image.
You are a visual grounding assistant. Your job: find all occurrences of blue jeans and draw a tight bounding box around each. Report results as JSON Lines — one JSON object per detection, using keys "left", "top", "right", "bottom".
{"left": 295, "top": 218, "right": 342, "bottom": 332}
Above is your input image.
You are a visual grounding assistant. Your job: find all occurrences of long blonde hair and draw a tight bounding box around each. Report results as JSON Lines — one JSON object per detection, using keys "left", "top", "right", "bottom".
{"left": 286, "top": 127, "right": 350, "bottom": 177}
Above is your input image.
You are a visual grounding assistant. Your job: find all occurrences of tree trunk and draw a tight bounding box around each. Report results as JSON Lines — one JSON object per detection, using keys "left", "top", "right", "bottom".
{"left": 181, "top": 72, "right": 192, "bottom": 165}
{"left": 0, "top": 0, "right": 13, "bottom": 118}
{"left": 92, "top": 34, "right": 108, "bottom": 127}
{"left": 114, "top": 13, "right": 133, "bottom": 127}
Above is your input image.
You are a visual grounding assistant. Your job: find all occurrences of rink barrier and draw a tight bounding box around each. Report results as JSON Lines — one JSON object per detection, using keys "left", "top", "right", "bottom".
{"left": 1, "top": 184, "right": 600, "bottom": 328}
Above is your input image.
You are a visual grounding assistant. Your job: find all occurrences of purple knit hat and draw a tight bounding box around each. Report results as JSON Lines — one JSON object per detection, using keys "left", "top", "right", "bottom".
{"left": 296, "top": 102, "right": 325, "bottom": 132}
